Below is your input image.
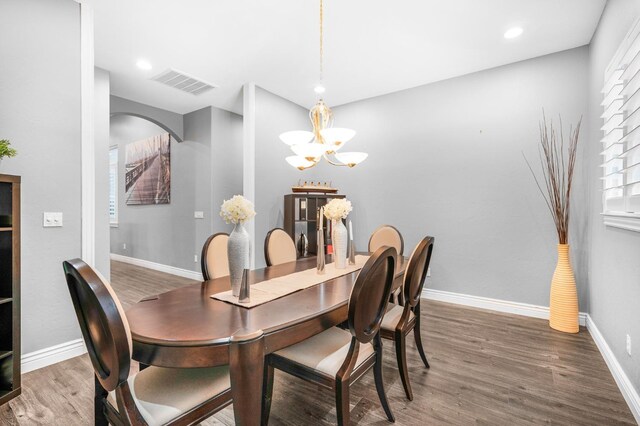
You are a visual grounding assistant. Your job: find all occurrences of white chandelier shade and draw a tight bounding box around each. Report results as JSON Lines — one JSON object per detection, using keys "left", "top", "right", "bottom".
{"left": 291, "top": 142, "right": 329, "bottom": 161}
{"left": 279, "top": 130, "right": 315, "bottom": 146}
{"left": 334, "top": 152, "right": 368, "bottom": 168}
{"left": 286, "top": 155, "right": 316, "bottom": 170}
{"left": 319, "top": 128, "right": 356, "bottom": 152}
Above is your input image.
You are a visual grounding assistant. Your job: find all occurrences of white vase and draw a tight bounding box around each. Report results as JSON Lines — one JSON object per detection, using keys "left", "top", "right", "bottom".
{"left": 333, "top": 219, "right": 348, "bottom": 269}
{"left": 228, "top": 222, "right": 250, "bottom": 296}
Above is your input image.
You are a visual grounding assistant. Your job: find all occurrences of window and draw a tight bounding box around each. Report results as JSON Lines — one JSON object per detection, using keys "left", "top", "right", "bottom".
{"left": 109, "top": 146, "right": 118, "bottom": 225}
{"left": 601, "top": 17, "right": 640, "bottom": 232}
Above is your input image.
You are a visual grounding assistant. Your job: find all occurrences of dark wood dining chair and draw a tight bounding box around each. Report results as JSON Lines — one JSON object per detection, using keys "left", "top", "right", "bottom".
{"left": 201, "top": 232, "right": 229, "bottom": 280}
{"left": 380, "top": 236, "right": 434, "bottom": 401}
{"left": 264, "top": 228, "right": 298, "bottom": 266}
{"left": 62, "top": 259, "right": 232, "bottom": 425}
{"left": 262, "top": 246, "right": 397, "bottom": 426}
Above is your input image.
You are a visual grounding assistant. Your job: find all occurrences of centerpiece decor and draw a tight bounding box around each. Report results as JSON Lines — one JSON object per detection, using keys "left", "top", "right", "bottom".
{"left": 220, "top": 195, "right": 256, "bottom": 297}
{"left": 524, "top": 114, "right": 582, "bottom": 334}
{"left": 323, "top": 198, "right": 352, "bottom": 269}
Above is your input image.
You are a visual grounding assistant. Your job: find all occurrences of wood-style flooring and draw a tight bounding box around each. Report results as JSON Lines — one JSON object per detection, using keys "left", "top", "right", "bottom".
{"left": 0, "top": 260, "right": 636, "bottom": 425}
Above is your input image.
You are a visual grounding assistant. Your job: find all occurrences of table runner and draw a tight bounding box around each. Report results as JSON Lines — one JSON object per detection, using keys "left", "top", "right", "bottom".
{"left": 211, "top": 255, "right": 370, "bottom": 308}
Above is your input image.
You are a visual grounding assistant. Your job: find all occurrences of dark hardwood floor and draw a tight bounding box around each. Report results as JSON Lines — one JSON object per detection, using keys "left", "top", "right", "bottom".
{"left": 0, "top": 260, "right": 635, "bottom": 425}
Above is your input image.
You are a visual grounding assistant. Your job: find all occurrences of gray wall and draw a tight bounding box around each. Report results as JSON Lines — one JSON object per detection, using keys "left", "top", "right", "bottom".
{"left": 253, "top": 86, "right": 324, "bottom": 268}
{"left": 0, "top": 0, "right": 82, "bottom": 353}
{"left": 587, "top": 0, "right": 640, "bottom": 400}
{"left": 111, "top": 95, "right": 184, "bottom": 142}
{"left": 109, "top": 98, "right": 243, "bottom": 272}
{"left": 211, "top": 108, "right": 244, "bottom": 234}
{"left": 94, "top": 68, "right": 111, "bottom": 279}
{"left": 328, "top": 47, "right": 590, "bottom": 308}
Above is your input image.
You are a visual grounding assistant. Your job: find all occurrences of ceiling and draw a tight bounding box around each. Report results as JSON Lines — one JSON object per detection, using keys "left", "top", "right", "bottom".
{"left": 94, "top": 0, "right": 606, "bottom": 115}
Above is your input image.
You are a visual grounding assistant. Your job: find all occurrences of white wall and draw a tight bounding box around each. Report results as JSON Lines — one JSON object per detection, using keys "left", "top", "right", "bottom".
{"left": 94, "top": 68, "right": 111, "bottom": 279}
{"left": 0, "top": 0, "right": 82, "bottom": 353}
{"left": 587, "top": 0, "right": 640, "bottom": 401}
{"left": 329, "top": 47, "right": 590, "bottom": 308}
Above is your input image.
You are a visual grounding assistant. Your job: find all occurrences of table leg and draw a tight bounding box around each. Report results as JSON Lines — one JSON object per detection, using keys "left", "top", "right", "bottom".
{"left": 230, "top": 330, "right": 265, "bottom": 426}
{"left": 94, "top": 376, "right": 108, "bottom": 426}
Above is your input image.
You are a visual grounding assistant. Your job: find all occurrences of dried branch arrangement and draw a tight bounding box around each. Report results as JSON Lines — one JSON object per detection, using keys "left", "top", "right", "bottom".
{"left": 524, "top": 114, "right": 582, "bottom": 244}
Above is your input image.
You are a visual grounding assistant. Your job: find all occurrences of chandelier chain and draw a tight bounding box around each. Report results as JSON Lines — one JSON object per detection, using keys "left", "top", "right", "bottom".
{"left": 319, "top": 0, "right": 324, "bottom": 84}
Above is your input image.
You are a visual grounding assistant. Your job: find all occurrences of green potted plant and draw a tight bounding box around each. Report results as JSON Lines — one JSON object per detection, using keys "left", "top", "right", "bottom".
{"left": 0, "top": 139, "right": 17, "bottom": 166}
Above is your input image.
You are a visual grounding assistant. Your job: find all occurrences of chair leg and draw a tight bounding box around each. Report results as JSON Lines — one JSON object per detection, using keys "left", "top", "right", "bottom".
{"left": 261, "top": 362, "right": 275, "bottom": 426}
{"left": 373, "top": 336, "right": 395, "bottom": 422}
{"left": 395, "top": 332, "right": 413, "bottom": 401}
{"left": 413, "top": 305, "right": 430, "bottom": 369}
{"left": 94, "top": 376, "right": 109, "bottom": 426}
{"left": 335, "top": 379, "right": 350, "bottom": 426}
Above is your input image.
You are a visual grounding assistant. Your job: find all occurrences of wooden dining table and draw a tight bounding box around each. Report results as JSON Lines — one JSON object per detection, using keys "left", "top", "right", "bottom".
{"left": 112, "top": 255, "right": 406, "bottom": 426}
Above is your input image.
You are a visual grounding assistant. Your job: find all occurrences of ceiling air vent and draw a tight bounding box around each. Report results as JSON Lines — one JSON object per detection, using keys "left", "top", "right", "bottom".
{"left": 151, "top": 69, "right": 217, "bottom": 95}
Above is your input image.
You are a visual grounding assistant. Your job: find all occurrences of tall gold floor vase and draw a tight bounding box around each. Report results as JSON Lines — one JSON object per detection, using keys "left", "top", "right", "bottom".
{"left": 549, "top": 244, "right": 579, "bottom": 333}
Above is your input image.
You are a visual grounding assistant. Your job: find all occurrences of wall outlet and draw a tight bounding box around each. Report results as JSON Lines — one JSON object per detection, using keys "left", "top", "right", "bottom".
{"left": 427, "top": 267, "right": 431, "bottom": 277}
{"left": 627, "top": 334, "right": 632, "bottom": 356}
{"left": 43, "top": 212, "right": 63, "bottom": 227}
{"left": 123, "top": 243, "right": 127, "bottom": 250}
{"left": 194, "top": 254, "right": 198, "bottom": 263}
{"left": 194, "top": 211, "right": 204, "bottom": 219}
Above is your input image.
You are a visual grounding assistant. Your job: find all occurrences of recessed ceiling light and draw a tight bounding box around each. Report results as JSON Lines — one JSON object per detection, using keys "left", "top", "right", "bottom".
{"left": 314, "top": 85, "right": 326, "bottom": 94}
{"left": 136, "top": 59, "right": 153, "bottom": 70}
{"left": 504, "top": 27, "right": 523, "bottom": 39}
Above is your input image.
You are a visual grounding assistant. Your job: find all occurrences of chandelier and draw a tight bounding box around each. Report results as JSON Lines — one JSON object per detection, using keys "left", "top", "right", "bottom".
{"left": 280, "top": 0, "right": 368, "bottom": 170}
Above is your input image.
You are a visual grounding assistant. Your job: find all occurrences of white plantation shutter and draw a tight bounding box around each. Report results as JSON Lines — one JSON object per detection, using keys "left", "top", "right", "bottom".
{"left": 602, "top": 17, "right": 640, "bottom": 230}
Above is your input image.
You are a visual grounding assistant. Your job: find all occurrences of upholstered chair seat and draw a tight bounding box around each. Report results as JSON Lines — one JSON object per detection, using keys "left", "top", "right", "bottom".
{"left": 274, "top": 327, "right": 375, "bottom": 376}
{"left": 107, "top": 366, "right": 230, "bottom": 426}
{"left": 380, "top": 303, "right": 415, "bottom": 332}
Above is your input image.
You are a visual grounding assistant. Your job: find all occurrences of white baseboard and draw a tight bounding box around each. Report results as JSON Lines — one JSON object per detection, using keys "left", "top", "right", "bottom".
{"left": 110, "top": 253, "right": 203, "bottom": 281}
{"left": 422, "top": 288, "right": 587, "bottom": 326}
{"left": 586, "top": 316, "right": 640, "bottom": 424}
{"left": 21, "top": 338, "right": 87, "bottom": 374}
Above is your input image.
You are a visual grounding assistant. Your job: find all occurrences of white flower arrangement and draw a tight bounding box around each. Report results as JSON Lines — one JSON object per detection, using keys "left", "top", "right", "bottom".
{"left": 220, "top": 195, "right": 256, "bottom": 225}
{"left": 323, "top": 198, "right": 352, "bottom": 220}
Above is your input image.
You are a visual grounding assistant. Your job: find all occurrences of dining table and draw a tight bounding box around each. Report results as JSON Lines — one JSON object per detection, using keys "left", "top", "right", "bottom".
{"left": 105, "top": 254, "right": 406, "bottom": 426}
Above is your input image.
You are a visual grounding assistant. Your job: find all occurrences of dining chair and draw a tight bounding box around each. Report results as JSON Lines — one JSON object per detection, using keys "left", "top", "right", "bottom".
{"left": 368, "top": 224, "right": 404, "bottom": 256}
{"left": 201, "top": 232, "right": 229, "bottom": 280}
{"left": 369, "top": 225, "right": 405, "bottom": 304}
{"left": 380, "top": 236, "right": 434, "bottom": 401}
{"left": 62, "top": 259, "right": 232, "bottom": 426}
{"left": 264, "top": 228, "right": 298, "bottom": 266}
{"left": 262, "top": 246, "right": 397, "bottom": 426}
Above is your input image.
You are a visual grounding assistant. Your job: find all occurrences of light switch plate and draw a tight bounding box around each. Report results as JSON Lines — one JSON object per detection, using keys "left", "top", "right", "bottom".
{"left": 194, "top": 211, "right": 204, "bottom": 219}
{"left": 43, "top": 212, "right": 63, "bottom": 227}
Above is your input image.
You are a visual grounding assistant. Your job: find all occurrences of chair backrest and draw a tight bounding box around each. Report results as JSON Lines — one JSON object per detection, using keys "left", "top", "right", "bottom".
{"left": 348, "top": 246, "right": 396, "bottom": 343}
{"left": 201, "top": 233, "right": 230, "bottom": 280}
{"left": 403, "top": 236, "right": 435, "bottom": 308}
{"left": 63, "top": 259, "right": 131, "bottom": 392}
{"left": 368, "top": 225, "right": 404, "bottom": 256}
{"left": 264, "top": 228, "right": 297, "bottom": 266}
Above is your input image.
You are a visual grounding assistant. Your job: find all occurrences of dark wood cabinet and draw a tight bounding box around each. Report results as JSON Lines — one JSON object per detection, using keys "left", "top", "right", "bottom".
{"left": 0, "top": 174, "right": 20, "bottom": 406}
{"left": 283, "top": 193, "right": 345, "bottom": 256}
